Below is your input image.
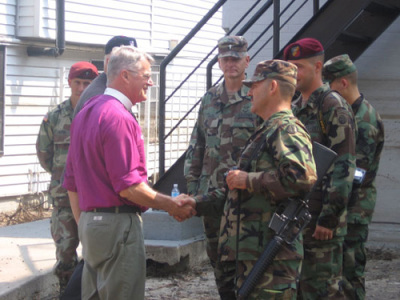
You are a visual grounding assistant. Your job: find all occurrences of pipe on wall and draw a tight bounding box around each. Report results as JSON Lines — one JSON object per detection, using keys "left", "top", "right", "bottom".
{"left": 27, "top": 0, "right": 65, "bottom": 57}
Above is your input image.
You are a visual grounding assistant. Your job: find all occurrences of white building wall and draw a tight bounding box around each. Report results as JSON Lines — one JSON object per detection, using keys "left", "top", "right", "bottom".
{"left": 0, "top": 0, "right": 225, "bottom": 198}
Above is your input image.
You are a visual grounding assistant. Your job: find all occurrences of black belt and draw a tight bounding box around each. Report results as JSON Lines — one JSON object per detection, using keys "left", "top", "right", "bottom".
{"left": 90, "top": 205, "right": 141, "bottom": 214}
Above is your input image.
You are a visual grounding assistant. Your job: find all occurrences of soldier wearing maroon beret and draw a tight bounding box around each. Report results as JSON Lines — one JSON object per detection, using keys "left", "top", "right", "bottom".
{"left": 36, "top": 61, "right": 98, "bottom": 295}
{"left": 283, "top": 38, "right": 357, "bottom": 299}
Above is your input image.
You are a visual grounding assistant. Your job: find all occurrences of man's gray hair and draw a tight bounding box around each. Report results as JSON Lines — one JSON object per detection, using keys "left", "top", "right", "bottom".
{"left": 107, "top": 46, "right": 154, "bottom": 83}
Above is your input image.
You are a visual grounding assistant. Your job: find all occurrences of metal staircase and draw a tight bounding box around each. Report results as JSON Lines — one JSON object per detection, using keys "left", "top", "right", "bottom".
{"left": 153, "top": 0, "right": 400, "bottom": 195}
{"left": 276, "top": 0, "right": 400, "bottom": 60}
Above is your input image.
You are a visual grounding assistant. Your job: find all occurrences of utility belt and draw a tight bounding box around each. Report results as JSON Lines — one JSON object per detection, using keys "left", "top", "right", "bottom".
{"left": 87, "top": 205, "right": 141, "bottom": 214}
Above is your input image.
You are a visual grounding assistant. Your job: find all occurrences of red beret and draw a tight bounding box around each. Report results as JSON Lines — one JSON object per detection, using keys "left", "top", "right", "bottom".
{"left": 283, "top": 38, "right": 324, "bottom": 61}
{"left": 68, "top": 61, "right": 98, "bottom": 81}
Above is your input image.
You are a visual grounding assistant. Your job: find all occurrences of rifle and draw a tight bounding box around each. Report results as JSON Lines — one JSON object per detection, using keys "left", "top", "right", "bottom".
{"left": 237, "top": 142, "right": 337, "bottom": 300}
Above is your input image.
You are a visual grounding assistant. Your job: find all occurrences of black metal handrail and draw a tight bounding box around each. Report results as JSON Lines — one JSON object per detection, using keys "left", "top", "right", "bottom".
{"left": 206, "top": 0, "right": 322, "bottom": 89}
{"left": 158, "top": 0, "right": 227, "bottom": 176}
{"left": 158, "top": 0, "right": 266, "bottom": 176}
{"left": 158, "top": 0, "right": 322, "bottom": 176}
{"left": 162, "top": 0, "right": 266, "bottom": 141}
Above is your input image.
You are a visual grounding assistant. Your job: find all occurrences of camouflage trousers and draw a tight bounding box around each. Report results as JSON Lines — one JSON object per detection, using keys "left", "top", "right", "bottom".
{"left": 236, "top": 259, "right": 300, "bottom": 300}
{"left": 343, "top": 223, "right": 369, "bottom": 300}
{"left": 51, "top": 205, "right": 79, "bottom": 289}
{"left": 299, "top": 238, "right": 345, "bottom": 300}
{"left": 203, "top": 215, "right": 236, "bottom": 299}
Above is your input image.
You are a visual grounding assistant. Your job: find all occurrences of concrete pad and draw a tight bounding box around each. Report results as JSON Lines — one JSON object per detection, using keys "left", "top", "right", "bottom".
{"left": 0, "top": 219, "right": 65, "bottom": 299}
{"left": 142, "top": 208, "right": 204, "bottom": 241}
{"left": 145, "top": 237, "right": 207, "bottom": 267}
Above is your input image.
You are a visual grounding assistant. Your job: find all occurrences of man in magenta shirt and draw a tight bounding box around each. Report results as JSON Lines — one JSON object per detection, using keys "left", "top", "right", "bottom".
{"left": 63, "top": 46, "right": 196, "bottom": 300}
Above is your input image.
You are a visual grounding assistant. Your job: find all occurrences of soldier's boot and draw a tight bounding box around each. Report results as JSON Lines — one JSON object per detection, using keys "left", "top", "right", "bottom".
{"left": 54, "top": 261, "right": 76, "bottom": 296}
{"left": 59, "top": 276, "right": 69, "bottom": 296}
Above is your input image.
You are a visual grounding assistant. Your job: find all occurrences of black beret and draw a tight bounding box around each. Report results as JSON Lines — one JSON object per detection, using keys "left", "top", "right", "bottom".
{"left": 105, "top": 36, "right": 137, "bottom": 55}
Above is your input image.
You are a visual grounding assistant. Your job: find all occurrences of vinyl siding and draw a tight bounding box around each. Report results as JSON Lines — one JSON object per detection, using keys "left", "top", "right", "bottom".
{"left": 0, "top": 0, "right": 224, "bottom": 197}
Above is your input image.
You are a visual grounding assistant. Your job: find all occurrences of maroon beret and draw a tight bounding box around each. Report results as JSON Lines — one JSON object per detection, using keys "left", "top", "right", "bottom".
{"left": 283, "top": 38, "right": 324, "bottom": 61}
{"left": 68, "top": 61, "right": 98, "bottom": 81}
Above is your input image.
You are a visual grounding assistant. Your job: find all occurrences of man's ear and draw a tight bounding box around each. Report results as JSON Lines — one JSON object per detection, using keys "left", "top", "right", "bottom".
{"left": 245, "top": 55, "right": 250, "bottom": 68}
{"left": 341, "top": 78, "right": 349, "bottom": 89}
{"left": 315, "top": 60, "right": 323, "bottom": 74}
{"left": 68, "top": 79, "right": 72, "bottom": 88}
{"left": 121, "top": 70, "right": 130, "bottom": 83}
{"left": 270, "top": 79, "right": 278, "bottom": 94}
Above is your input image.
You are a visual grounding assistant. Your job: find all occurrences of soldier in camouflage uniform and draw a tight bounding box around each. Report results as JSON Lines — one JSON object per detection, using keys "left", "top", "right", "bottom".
{"left": 36, "top": 61, "right": 98, "bottom": 294}
{"left": 184, "top": 36, "right": 261, "bottom": 299}
{"left": 323, "top": 54, "right": 385, "bottom": 300}
{"left": 219, "top": 60, "right": 317, "bottom": 299}
{"left": 284, "top": 38, "right": 357, "bottom": 299}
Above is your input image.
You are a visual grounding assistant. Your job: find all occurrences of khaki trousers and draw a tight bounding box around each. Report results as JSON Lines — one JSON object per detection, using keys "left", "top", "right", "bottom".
{"left": 79, "top": 211, "right": 145, "bottom": 300}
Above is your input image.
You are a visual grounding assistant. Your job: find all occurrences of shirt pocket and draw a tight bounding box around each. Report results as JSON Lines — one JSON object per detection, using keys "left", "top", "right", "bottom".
{"left": 231, "top": 116, "right": 256, "bottom": 149}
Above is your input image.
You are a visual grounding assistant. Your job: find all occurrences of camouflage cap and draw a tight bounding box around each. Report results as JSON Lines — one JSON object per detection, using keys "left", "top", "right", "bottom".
{"left": 218, "top": 36, "right": 248, "bottom": 58}
{"left": 322, "top": 54, "right": 357, "bottom": 83}
{"left": 242, "top": 59, "right": 297, "bottom": 87}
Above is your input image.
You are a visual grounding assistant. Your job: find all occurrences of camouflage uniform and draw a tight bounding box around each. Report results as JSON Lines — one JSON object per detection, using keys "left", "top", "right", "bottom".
{"left": 323, "top": 55, "right": 385, "bottom": 300}
{"left": 36, "top": 99, "right": 79, "bottom": 290}
{"left": 292, "top": 83, "right": 357, "bottom": 299}
{"left": 344, "top": 97, "right": 385, "bottom": 300}
{"left": 218, "top": 110, "right": 317, "bottom": 299}
{"left": 184, "top": 81, "right": 260, "bottom": 298}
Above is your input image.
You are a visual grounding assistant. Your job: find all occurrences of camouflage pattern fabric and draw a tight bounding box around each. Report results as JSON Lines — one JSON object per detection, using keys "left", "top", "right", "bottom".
{"left": 184, "top": 82, "right": 261, "bottom": 298}
{"left": 343, "top": 95, "right": 384, "bottom": 300}
{"left": 36, "top": 99, "right": 79, "bottom": 289}
{"left": 322, "top": 54, "right": 357, "bottom": 84}
{"left": 36, "top": 99, "right": 73, "bottom": 207}
{"left": 292, "top": 83, "right": 357, "bottom": 299}
{"left": 343, "top": 224, "right": 368, "bottom": 300}
{"left": 217, "top": 36, "right": 248, "bottom": 58}
{"left": 300, "top": 238, "right": 344, "bottom": 300}
{"left": 347, "top": 95, "right": 384, "bottom": 224}
{"left": 237, "top": 260, "right": 299, "bottom": 300}
{"left": 51, "top": 206, "right": 79, "bottom": 292}
{"left": 218, "top": 110, "right": 317, "bottom": 297}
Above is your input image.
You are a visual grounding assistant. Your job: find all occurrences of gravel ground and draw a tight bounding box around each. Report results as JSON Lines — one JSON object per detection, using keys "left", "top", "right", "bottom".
{"left": 145, "top": 249, "right": 400, "bottom": 300}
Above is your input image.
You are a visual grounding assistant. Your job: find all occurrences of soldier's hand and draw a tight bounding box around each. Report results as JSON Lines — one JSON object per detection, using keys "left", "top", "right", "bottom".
{"left": 169, "top": 194, "right": 196, "bottom": 222}
{"left": 312, "top": 225, "right": 333, "bottom": 240}
{"left": 226, "top": 170, "right": 248, "bottom": 190}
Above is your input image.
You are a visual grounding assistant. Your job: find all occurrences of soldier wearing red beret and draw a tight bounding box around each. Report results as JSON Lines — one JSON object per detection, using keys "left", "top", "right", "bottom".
{"left": 36, "top": 61, "right": 98, "bottom": 295}
{"left": 283, "top": 38, "right": 357, "bottom": 299}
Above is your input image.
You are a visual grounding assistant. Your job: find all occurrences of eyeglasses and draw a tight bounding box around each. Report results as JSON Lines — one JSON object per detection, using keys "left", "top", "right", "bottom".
{"left": 126, "top": 69, "right": 153, "bottom": 84}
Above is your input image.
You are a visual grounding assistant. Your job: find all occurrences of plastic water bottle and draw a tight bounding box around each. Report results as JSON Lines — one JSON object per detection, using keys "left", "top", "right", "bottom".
{"left": 171, "top": 184, "right": 180, "bottom": 198}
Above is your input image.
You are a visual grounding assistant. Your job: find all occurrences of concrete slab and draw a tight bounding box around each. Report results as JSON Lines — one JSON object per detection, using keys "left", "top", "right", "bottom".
{"left": 142, "top": 209, "right": 204, "bottom": 241}
{"left": 0, "top": 220, "right": 66, "bottom": 299}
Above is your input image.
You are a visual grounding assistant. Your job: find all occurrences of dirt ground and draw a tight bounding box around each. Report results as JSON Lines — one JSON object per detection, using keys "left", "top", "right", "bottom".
{"left": 2, "top": 207, "right": 399, "bottom": 299}
{"left": 145, "top": 250, "right": 400, "bottom": 300}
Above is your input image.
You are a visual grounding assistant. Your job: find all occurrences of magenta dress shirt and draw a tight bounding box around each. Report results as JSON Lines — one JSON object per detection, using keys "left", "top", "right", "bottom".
{"left": 63, "top": 89, "right": 148, "bottom": 212}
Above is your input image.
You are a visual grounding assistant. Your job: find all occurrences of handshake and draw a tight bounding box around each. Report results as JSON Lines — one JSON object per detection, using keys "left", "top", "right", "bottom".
{"left": 167, "top": 194, "right": 197, "bottom": 222}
